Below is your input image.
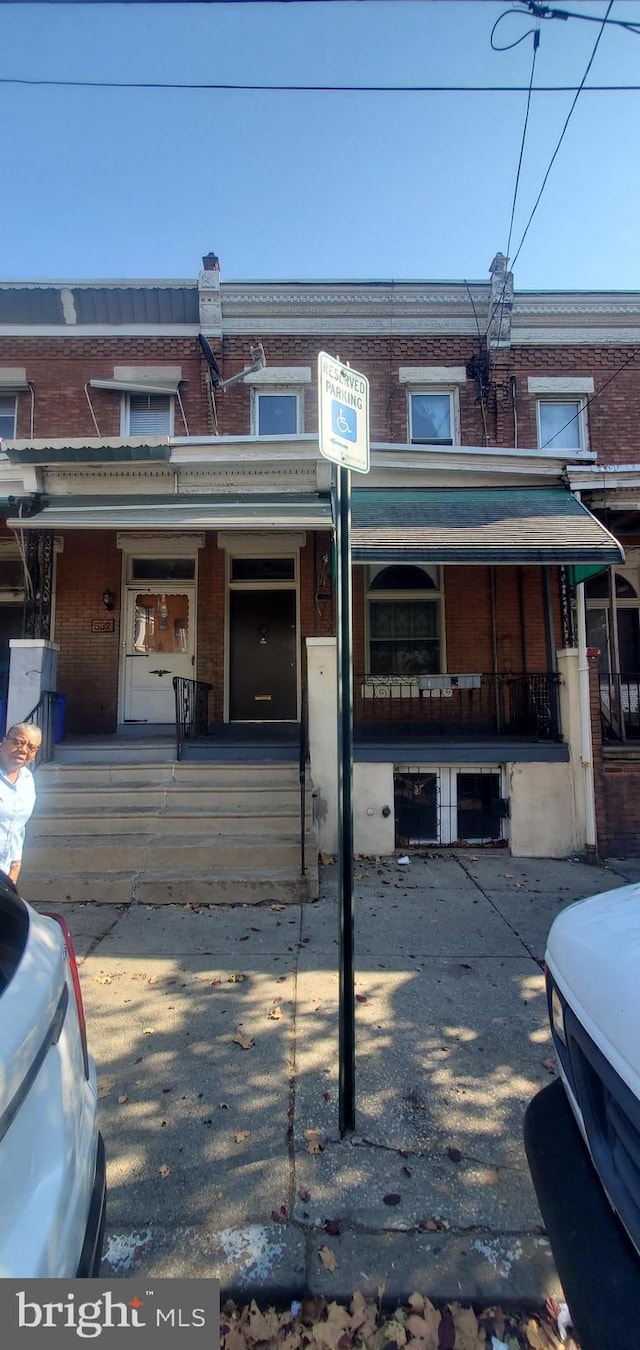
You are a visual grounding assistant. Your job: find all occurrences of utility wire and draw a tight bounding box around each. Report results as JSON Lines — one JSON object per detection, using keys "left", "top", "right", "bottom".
{"left": 493, "top": 15, "right": 541, "bottom": 349}
{"left": 484, "top": 0, "right": 613, "bottom": 347}
{"left": 510, "top": 1, "right": 613, "bottom": 271}
{"left": 1, "top": 76, "right": 639, "bottom": 92}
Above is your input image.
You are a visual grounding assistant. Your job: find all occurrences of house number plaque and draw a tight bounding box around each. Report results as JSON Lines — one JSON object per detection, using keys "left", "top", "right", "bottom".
{"left": 91, "top": 618, "right": 115, "bottom": 633}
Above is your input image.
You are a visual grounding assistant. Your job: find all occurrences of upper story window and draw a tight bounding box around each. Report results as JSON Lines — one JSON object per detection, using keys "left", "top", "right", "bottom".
{"left": 254, "top": 391, "right": 300, "bottom": 436}
{"left": 122, "top": 393, "right": 174, "bottom": 436}
{"left": 0, "top": 396, "right": 17, "bottom": 440}
{"left": 528, "top": 376, "right": 593, "bottom": 455}
{"left": 409, "top": 392, "right": 455, "bottom": 446}
{"left": 537, "top": 399, "right": 586, "bottom": 452}
{"left": 400, "top": 366, "right": 466, "bottom": 447}
{"left": 367, "top": 564, "right": 443, "bottom": 676}
{"left": 246, "top": 365, "right": 311, "bottom": 437}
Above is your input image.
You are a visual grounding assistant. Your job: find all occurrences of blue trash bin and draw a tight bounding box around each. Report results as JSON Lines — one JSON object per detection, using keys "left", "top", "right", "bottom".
{"left": 54, "top": 693, "right": 66, "bottom": 743}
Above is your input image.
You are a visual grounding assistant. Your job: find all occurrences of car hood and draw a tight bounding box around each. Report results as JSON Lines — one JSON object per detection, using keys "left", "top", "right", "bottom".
{"left": 546, "top": 880, "right": 640, "bottom": 1088}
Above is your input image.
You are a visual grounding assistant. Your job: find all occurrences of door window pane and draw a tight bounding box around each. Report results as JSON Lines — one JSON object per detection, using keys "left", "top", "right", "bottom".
{"left": 394, "top": 772, "right": 438, "bottom": 845}
{"left": 133, "top": 593, "right": 189, "bottom": 654}
{"left": 617, "top": 609, "right": 640, "bottom": 672}
{"left": 456, "top": 772, "right": 502, "bottom": 842}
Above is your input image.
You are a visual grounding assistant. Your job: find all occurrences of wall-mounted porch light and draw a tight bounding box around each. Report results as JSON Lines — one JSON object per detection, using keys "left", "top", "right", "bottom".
{"left": 102, "top": 588, "right": 115, "bottom": 612}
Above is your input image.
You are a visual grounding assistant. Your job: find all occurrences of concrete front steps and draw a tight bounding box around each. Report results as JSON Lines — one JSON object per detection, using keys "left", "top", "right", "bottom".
{"left": 20, "top": 760, "right": 319, "bottom": 906}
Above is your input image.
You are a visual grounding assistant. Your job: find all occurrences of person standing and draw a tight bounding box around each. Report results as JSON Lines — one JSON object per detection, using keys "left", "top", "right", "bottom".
{"left": 0, "top": 722, "right": 42, "bottom": 884}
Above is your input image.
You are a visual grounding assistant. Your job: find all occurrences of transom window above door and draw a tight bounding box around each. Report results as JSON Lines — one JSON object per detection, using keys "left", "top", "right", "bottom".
{"left": 122, "top": 392, "right": 174, "bottom": 435}
{"left": 254, "top": 391, "right": 300, "bottom": 436}
{"left": 409, "top": 392, "right": 455, "bottom": 445}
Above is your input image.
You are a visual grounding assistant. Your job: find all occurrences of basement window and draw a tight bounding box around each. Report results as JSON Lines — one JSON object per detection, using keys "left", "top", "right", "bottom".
{"left": 394, "top": 766, "right": 505, "bottom": 846}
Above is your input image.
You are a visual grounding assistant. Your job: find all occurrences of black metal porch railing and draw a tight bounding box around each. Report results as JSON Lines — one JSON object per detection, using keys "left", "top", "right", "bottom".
{"left": 173, "top": 676, "right": 213, "bottom": 760}
{"left": 353, "top": 671, "right": 561, "bottom": 741}
{"left": 24, "top": 690, "right": 58, "bottom": 767}
{"left": 600, "top": 673, "right": 640, "bottom": 742}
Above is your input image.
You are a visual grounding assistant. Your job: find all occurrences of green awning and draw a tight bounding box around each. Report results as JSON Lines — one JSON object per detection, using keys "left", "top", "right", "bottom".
{"left": 5, "top": 493, "right": 332, "bottom": 532}
{"left": 350, "top": 487, "right": 624, "bottom": 566}
{"left": 4, "top": 438, "right": 171, "bottom": 465}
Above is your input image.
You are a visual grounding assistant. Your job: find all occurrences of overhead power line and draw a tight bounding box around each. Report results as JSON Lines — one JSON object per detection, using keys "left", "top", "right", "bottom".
{"left": 509, "top": 0, "right": 613, "bottom": 271}
{"left": 1, "top": 76, "right": 639, "bottom": 92}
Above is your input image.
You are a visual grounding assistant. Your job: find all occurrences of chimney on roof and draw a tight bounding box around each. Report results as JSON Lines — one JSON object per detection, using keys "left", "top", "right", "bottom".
{"left": 202, "top": 252, "right": 220, "bottom": 272}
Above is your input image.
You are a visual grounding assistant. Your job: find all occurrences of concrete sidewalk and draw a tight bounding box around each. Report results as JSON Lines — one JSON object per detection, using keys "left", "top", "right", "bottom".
{"left": 52, "top": 852, "right": 640, "bottom": 1305}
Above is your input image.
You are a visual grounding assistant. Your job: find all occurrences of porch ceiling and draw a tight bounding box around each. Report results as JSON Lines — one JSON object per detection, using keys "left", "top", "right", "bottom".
{"left": 5, "top": 492, "right": 332, "bottom": 531}
{"left": 350, "top": 486, "right": 624, "bottom": 565}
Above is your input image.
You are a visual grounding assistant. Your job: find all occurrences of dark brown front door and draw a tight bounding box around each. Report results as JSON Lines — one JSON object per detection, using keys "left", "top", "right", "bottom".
{"left": 229, "top": 591, "right": 297, "bottom": 720}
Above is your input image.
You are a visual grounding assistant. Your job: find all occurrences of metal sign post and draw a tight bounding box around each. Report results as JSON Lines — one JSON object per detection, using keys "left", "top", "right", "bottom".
{"left": 318, "top": 353, "right": 370, "bottom": 1138}
{"left": 334, "top": 463, "right": 355, "bottom": 1135}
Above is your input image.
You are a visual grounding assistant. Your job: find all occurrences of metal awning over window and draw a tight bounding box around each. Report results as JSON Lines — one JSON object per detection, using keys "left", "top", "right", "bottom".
{"left": 5, "top": 493, "right": 332, "bottom": 532}
{"left": 350, "top": 487, "right": 624, "bottom": 566}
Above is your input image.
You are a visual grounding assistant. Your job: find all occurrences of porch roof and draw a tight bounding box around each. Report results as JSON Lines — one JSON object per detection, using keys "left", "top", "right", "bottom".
{"left": 350, "top": 486, "right": 624, "bottom": 565}
{"left": 5, "top": 492, "right": 332, "bottom": 531}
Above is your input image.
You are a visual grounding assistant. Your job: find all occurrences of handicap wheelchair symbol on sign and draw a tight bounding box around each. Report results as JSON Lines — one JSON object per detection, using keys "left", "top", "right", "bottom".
{"left": 331, "top": 400, "right": 357, "bottom": 443}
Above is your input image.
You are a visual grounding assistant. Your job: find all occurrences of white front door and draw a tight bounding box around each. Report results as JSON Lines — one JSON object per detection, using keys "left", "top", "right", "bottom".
{"left": 122, "top": 587, "right": 195, "bottom": 722}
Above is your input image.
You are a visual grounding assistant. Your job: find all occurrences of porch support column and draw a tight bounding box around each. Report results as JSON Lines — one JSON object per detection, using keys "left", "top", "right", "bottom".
{"left": 7, "top": 638, "right": 59, "bottom": 727}
{"left": 306, "top": 637, "right": 338, "bottom": 855}
{"left": 543, "top": 567, "right": 560, "bottom": 738}
{"left": 24, "top": 530, "right": 54, "bottom": 640}
{"left": 558, "top": 566, "right": 575, "bottom": 648}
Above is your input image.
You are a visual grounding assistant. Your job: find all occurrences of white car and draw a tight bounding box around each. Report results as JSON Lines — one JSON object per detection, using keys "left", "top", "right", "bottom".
{"left": 525, "top": 880, "right": 640, "bottom": 1350}
{"left": 0, "top": 872, "right": 105, "bottom": 1276}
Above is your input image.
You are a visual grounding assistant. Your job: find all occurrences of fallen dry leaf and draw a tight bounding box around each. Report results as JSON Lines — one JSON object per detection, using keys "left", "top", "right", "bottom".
{"left": 233, "top": 1131, "right": 250, "bottom": 1144}
{"left": 268, "top": 1006, "right": 282, "bottom": 1020}
{"left": 405, "top": 1307, "right": 441, "bottom": 1350}
{"left": 318, "top": 1245, "right": 337, "bottom": 1272}
{"left": 542, "top": 1058, "right": 557, "bottom": 1075}
{"left": 304, "top": 1128, "right": 326, "bottom": 1155}
{"left": 159, "top": 1165, "right": 171, "bottom": 1178}
{"left": 116, "top": 1094, "right": 128, "bottom": 1105}
{"left": 449, "top": 1302, "right": 483, "bottom": 1350}
{"left": 97, "top": 1076, "right": 116, "bottom": 1099}
{"left": 228, "top": 973, "right": 245, "bottom": 984}
{"left": 245, "top": 1302, "right": 281, "bottom": 1342}
{"left": 94, "top": 975, "right": 113, "bottom": 985}
{"left": 232, "top": 1034, "right": 254, "bottom": 1051}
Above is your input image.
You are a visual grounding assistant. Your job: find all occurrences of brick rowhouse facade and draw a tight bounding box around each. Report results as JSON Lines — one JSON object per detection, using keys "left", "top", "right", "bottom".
{"left": 0, "top": 255, "right": 638, "bottom": 856}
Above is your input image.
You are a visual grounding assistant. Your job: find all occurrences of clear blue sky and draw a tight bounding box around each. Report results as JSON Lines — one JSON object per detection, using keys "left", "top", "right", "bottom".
{"left": 2, "top": 0, "right": 640, "bottom": 288}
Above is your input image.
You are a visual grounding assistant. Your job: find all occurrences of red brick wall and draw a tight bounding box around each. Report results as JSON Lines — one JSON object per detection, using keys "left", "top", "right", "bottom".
{"left": 55, "top": 531, "right": 122, "bottom": 733}
{"left": 590, "top": 656, "right": 640, "bottom": 858}
{"left": 5, "top": 337, "right": 212, "bottom": 440}
{"left": 3, "top": 330, "right": 639, "bottom": 460}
